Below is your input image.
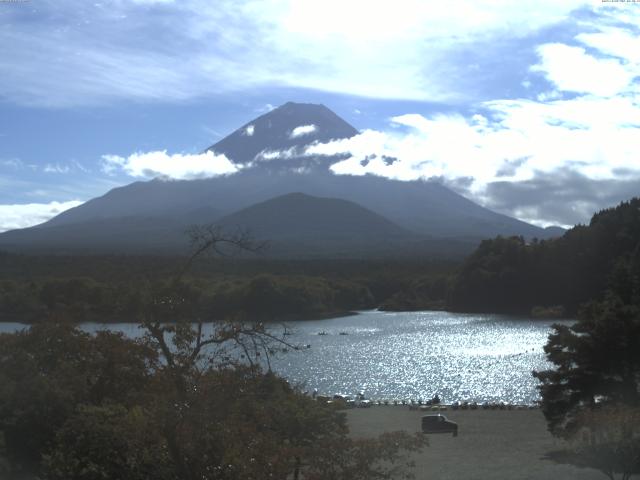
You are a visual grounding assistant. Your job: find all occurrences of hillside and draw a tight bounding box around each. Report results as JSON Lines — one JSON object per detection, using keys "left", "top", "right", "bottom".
{"left": 448, "top": 198, "right": 640, "bottom": 315}
{"left": 208, "top": 101, "right": 359, "bottom": 166}
{"left": 0, "top": 102, "right": 562, "bottom": 256}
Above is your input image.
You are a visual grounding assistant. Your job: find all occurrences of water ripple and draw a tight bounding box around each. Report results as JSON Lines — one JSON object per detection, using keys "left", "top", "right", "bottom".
{"left": 269, "top": 310, "right": 571, "bottom": 404}
{"left": 0, "top": 310, "right": 570, "bottom": 405}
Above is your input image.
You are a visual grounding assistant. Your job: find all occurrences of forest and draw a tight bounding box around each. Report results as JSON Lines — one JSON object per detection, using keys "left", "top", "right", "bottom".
{"left": 1, "top": 198, "right": 639, "bottom": 324}
{"left": 0, "top": 252, "right": 454, "bottom": 323}
{"left": 0, "top": 226, "right": 430, "bottom": 480}
{"left": 448, "top": 198, "right": 640, "bottom": 316}
{"left": 1, "top": 200, "right": 640, "bottom": 479}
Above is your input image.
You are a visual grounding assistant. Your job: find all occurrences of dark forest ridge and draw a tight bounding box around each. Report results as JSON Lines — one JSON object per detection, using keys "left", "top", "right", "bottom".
{"left": 0, "top": 102, "right": 563, "bottom": 257}
{"left": 449, "top": 197, "right": 640, "bottom": 316}
{"left": 0, "top": 197, "right": 638, "bottom": 323}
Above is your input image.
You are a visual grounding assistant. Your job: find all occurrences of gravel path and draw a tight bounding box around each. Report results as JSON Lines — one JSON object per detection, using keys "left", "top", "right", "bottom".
{"left": 346, "top": 406, "right": 610, "bottom": 480}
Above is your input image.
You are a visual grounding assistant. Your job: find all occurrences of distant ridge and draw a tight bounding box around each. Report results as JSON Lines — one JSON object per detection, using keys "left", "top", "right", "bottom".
{"left": 218, "top": 191, "right": 410, "bottom": 243}
{"left": 214, "top": 192, "right": 478, "bottom": 258}
{"left": 0, "top": 102, "right": 563, "bottom": 257}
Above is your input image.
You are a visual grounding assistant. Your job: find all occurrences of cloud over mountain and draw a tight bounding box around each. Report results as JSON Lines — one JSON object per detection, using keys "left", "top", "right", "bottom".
{"left": 3, "top": 1, "right": 638, "bottom": 230}
{"left": 290, "top": 124, "right": 317, "bottom": 138}
{"left": 298, "top": 17, "right": 640, "bottom": 227}
{"left": 0, "top": 200, "right": 83, "bottom": 233}
{"left": 102, "top": 150, "right": 239, "bottom": 180}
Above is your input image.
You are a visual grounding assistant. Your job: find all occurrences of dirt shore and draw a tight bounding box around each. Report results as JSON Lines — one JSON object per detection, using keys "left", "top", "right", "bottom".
{"left": 346, "top": 406, "right": 609, "bottom": 480}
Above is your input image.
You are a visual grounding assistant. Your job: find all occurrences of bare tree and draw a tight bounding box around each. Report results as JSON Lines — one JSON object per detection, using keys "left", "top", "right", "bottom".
{"left": 138, "top": 225, "right": 288, "bottom": 480}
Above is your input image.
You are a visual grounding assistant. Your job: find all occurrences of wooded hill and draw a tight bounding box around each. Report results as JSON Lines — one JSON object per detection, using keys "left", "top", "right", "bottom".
{"left": 2, "top": 198, "right": 638, "bottom": 322}
{"left": 0, "top": 253, "right": 455, "bottom": 323}
{"left": 448, "top": 198, "right": 640, "bottom": 316}
{"left": 0, "top": 103, "right": 561, "bottom": 258}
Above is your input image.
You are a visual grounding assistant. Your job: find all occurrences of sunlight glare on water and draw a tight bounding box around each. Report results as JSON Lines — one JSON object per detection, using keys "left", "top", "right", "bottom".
{"left": 0, "top": 310, "right": 570, "bottom": 405}
{"left": 269, "top": 310, "right": 571, "bottom": 404}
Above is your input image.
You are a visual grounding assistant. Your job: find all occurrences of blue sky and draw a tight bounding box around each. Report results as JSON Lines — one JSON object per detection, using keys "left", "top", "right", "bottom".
{"left": 1, "top": 0, "right": 639, "bottom": 231}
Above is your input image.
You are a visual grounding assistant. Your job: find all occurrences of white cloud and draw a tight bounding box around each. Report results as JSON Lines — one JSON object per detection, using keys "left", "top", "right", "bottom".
{"left": 44, "top": 163, "right": 71, "bottom": 174}
{"left": 245, "top": 125, "right": 255, "bottom": 136}
{"left": 304, "top": 93, "right": 640, "bottom": 224}
{"left": 290, "top": 124, "right": 317, "bottom": 138}
{"left": 101, "top": 150, "right": 240, "bottom": 180}
{"left": 576, "top": 28, "right": 640, "bottom": 65}
{"left": 1, "top": 159, "right": 23, "bottom": 169}
{"left": 0, "top": 0, "right": 593, "bottom": 106}
{"left": 532, "top": 43, "right": 634, "bottom": 96}
{"left": 0, "top": 200, "right": 84, "bottom": 232}
{"left": 300, "top": 16, "right": 640, "bottom": 226}
{"left": 255, "top": 147, "right": 298, "bottom": 161}
{"left": 259, "top": 103, "right": 276, "bottom": 112}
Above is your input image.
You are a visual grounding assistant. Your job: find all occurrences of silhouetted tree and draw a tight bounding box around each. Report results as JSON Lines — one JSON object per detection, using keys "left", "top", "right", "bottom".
{"left": 450, "top": 197, "right": 640, "bottom": 315}
{"left": 0, "top": 225, "right": 427, "bottom": 480}
{"left": 534, "top": 296, "right": 640, "bottom": 437}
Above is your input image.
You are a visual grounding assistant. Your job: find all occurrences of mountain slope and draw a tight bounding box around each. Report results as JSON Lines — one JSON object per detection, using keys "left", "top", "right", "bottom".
{"left": 208, "top": 102, "right": 358, "bottom": 166}
{"left": 218, "top": 191, "right": 410, "bottom": 239}
{"left": 39, "top": 169, "right": 549, "bottom": 240}
{"left": 449, "top": 198, "right": 640, "bottom": 314}
{"left": 0, "top": 102, "right": 561, "bottom": 256}
{"left": 215, "top": 192, "right": 474, "bottom": 257}
{"left": 0, "top": 216, "right": 191, "bottom": 254}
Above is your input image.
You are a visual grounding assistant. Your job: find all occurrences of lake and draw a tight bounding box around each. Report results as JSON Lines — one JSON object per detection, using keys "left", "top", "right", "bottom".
{"left": 0, "top": 310, "right": 570, "bottom": 405}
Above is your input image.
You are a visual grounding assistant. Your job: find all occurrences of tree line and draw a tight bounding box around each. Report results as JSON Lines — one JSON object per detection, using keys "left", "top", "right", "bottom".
{"left": 449, "top": 198, "right": 640, "bottom": 316}
{"left": 0, "top": 274, "right": 378, "bottom": 324}
{"left": 519, "top": 199, "right": 640, "bottom": 479}
{"left": 2, "top": 198, "right": 640, "bottom": 322}
{"left": 0, "top": 251, "right": 457, "bottom": 323}
{"left": 0, "top": 228, "right": 427, "bottom": 480}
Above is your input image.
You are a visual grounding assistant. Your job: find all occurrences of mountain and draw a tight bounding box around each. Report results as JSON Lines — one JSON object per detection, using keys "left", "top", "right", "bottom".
{"left": 207, "top": 102, "right": 358, "bottom": 167}
{"left": 0, "top": 102, "right": 561, "bottom": 257}
{"left": 41, "top": 167, "right": 550, "bottom": 240}
{"left": 216, "top": 192, "right": 414, "bottom": 256}
{"left": 543, "top": 226, "right": 567, "bottom": 237}
{"left": 0, "top": 216, "right": 191, "bottom": 254}
{"left": 218, "top": 192, "right": 409, "bottom": 239}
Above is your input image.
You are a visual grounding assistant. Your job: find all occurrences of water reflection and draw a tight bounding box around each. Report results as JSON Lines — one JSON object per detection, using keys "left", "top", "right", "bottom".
{"left": 0, "top": 310, "right": 570, "bottom": 404}
{"left": 268, "top": 310, "right": 570, "bottom": 404}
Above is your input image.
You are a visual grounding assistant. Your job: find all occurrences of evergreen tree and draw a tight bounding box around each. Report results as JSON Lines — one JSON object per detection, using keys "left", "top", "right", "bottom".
{"left": 533, "top": 297, "right": 640, "bottom": 437}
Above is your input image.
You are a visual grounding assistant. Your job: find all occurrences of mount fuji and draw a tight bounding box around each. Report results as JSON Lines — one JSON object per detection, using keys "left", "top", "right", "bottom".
{"left": 0, "top": 102, "right": 560, "bottom": 257}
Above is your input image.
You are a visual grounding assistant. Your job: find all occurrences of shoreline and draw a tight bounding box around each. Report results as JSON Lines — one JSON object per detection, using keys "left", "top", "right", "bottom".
{"left": 0, "top": 310, "right": 361, "bottom": 326}
{"left": 0, "top": 308, "right": 577, "bottom": 325}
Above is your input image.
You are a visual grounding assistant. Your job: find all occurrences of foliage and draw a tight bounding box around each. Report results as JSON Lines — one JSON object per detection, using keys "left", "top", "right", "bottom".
{"left": 0, "top": 273, "right": 378, "bottom": 324}
{"left": 0, "top": 244, "right": 461, "bottom": 324}
{"left": 43, "top": 404, "right": 170, "bottom": 480}
{"left": 450, "top": 198, "right": 640, "bottom": 315}
{"left": 533, "top": 295, "right": 640, "bottom": 437}
{"left": 0, "top": 321, "right": 427, "bottom": 480}
{"left": 379, "top": 274, "right": 450, "bottom": 311}
{"left": 0, "top": 324, "right": 154, "bottom": 477}
{"left": 534, "top": 243, "right": 640, "bottom": 479}
{"left": 0, "top": 227, "right": 427, "bottom": 480}
{"left": 545, "top": 406, "right": 640, "bottom": 480}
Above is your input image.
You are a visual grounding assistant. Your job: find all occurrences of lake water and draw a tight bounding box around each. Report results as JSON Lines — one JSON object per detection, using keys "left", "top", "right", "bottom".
{"left": 0, "top": 310, "right": 571, "bottom": 405}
